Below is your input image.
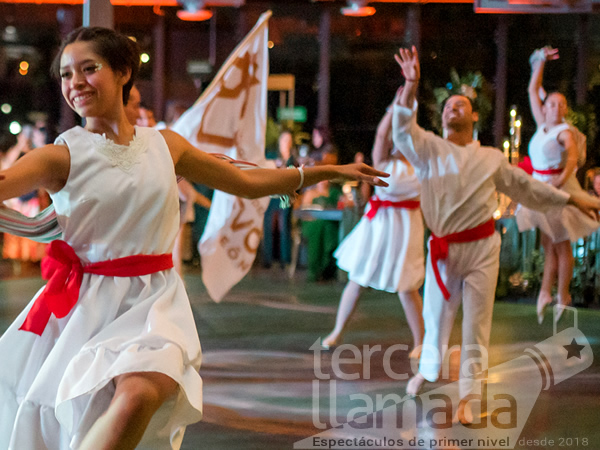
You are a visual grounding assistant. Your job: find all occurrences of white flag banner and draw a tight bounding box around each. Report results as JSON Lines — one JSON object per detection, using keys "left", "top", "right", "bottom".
{"left": 171, "top": 10, "right": 272, "bottom": 302}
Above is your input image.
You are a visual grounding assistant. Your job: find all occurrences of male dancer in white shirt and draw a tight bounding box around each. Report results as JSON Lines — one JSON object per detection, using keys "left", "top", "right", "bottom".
{"left": 392, "top": 46, "right": 600, "bottom": 423}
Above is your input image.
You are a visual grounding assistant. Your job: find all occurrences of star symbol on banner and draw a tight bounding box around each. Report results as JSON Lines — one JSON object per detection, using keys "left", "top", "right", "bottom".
{"left": 563, "top": 338, "right": 585, "bottom": 359}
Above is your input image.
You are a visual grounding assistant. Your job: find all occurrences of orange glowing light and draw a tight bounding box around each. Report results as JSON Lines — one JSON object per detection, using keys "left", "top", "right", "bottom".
{"left": 176, "top": 9, "right": 213, "bottom": 21}
{"left": 341, "top": 5, "right": 376, "bottom": 16}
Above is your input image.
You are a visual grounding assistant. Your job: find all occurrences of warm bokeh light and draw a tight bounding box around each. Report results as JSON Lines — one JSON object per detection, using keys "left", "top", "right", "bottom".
{"left": 9, "top": 121, "right": 22, "bottom": 135}
{"left": 267, "top": 41, "right": 274, "bottom": 49}
{"left": 19, "top": 61, "right": 29, "bottom": 71}
{"left": 341, "top": 5, "right": 376, "bottom": 16}
{"left": 19, "top": 68, "right": 28, "bottom": 76}
{"left": 177, "top": 9, "right": 213, "bottom": 21}
{"left": 1, "top": 103, "right": 11, "bottom": 114}
{"left": 515, "top": 119, "right": 521, "bottom": 127}
{"left": 510, "top": 109, "right": 516, "bottom": 117}
{"left": 503, "top": 140, "right": 510, "bottom": 150}
{"left": 141, "top": 53, "right": 150, "bottom": 63}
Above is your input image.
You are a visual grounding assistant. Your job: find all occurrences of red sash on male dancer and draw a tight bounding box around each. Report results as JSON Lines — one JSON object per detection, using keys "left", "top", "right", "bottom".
{"left": 19, "top": 240, "right": 173, "bottom": 336}
{"left": 429, "top": 218, "right": 496, "bottom": 301}
{"left": 365, "top": 196, "right": 420, "bottom": 220}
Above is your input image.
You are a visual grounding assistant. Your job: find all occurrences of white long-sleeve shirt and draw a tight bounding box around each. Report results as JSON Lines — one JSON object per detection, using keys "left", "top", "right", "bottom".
{"left": 392, "top": 103, "right": 569, "bottom": 237}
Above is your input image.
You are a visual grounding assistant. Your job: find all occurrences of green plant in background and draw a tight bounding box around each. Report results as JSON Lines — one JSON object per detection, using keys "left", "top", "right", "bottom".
{"left": 509, "top": 249, "right": 545, "bottom": 297}
{"left": 566, "top": 104, "right": 597, "bottom": 153}
{"left": 430, "top": 69, "right": 493, "bottom": 135}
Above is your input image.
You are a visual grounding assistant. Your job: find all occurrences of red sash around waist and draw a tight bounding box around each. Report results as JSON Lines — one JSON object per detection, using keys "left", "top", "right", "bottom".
{"left": 533, "top": 167, "right": 563, "bottom": 175}
{"left": 19, "top": 240, "right": 173, "bottom": 336}
{"left": 429, "top": 218, "right": 496, "bottom": 301}
{"left": 517, "top": 157, "right": 563, "bottom": 176}
{"left": 365, "top": 197, "right": 420, "bottom": 220}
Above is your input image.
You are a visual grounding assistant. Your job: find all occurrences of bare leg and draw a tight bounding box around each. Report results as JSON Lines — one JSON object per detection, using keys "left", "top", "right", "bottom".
{"left": 555, "top": 239, "right": 573, "bottom": 306}
{"left": 322, "top": 280, "right": 364, "bottom": 348}
{"left": 79, "top": 372, "right": 178, "bottom": 450}
{"left": 398, "top": 289, "right": 424, "bottom": 357}
{"left": 537, "top": 233, "right": 557, "bottom": 323}
{"left": 555, "top": 239, "right": 573, "bottom": 323}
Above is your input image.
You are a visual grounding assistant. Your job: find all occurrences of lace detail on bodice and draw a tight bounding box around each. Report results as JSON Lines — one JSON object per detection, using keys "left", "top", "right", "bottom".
{"left": 89, "top": 129, "right": 147, "bottom": 173}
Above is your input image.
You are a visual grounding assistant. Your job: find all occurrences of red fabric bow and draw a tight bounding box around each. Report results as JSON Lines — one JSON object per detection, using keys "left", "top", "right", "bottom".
{"left": 19, "top": 240, "right": 173, "bottom": 336}
{"left": 429, "top": 218, "right": 496, "bottom": 301}
{"left": 365, "top": 197, "right": 420, "bottom": 220}
{"left": 518, "top": 156, "right": 534, "bottom": 175}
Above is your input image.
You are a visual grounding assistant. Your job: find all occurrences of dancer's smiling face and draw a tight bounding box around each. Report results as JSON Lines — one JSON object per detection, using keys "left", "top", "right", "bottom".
{"left": 59, "top": 41, "right": 130, "bottom": 119}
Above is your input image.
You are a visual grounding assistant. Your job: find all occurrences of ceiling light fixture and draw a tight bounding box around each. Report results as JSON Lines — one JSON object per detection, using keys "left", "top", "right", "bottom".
{"left": 341, "top": 0, "right": 376, "bottom": 17}
{"left": 177, "top": 0, "right": 213, "bottom": 21}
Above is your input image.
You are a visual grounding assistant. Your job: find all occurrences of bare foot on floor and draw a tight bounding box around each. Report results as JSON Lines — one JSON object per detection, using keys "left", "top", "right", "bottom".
{"left": 406, "top": 373, "right": 426, "bottom": 396}
{"left": 321, "top": 333, "right": 341, "bottom": 350}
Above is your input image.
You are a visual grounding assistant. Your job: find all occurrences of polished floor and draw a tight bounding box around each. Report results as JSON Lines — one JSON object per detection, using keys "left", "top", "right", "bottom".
{"left": 0, "top": 263, "right": 598, "bottom": 450}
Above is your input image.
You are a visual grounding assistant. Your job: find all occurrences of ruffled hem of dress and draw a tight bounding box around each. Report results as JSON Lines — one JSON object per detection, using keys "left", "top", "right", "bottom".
{"left": 516, "top": 204, "right": 600, "bottom": 243}
{"left": 56, "top": 340, "right": 203, "bottom": 449}
{"left": 334, "top": 211, "right": 424, "bottom": 292}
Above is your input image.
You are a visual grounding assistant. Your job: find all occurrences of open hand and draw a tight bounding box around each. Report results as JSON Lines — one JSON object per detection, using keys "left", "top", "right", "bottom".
{"left": 394, "top": 46, "right": 420, "bottom": 83}
{"left": 333, "top": 163, "right": 389, "bottom": 187}
{"left": 543, "top": 46, "right": 559, "bottom": 61}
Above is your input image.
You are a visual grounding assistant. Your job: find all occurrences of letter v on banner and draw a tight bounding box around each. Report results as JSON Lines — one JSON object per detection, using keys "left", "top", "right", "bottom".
{"left": 171, "top": 11, "right": 272, "bottom": 302}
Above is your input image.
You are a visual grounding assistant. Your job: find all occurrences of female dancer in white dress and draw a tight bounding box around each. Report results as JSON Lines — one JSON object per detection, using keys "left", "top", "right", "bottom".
{"left": 0, "top": 27, "right": 388, "bottom": 450}
{"left": 516, "top": 46, "right": 599, "bottom": 324}
{"left": 322, "top": 104, "right": 425, "bottom": 357}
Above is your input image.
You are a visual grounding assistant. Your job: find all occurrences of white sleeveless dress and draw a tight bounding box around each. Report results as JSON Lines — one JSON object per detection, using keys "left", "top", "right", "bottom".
{"left": 334, "top": 158, "right": 424, "bottom": 293}
{"left": 0, "top": 126, "right": 203, "bottom": 449}
{"left": 516, "top": 123, "right": 599, "bottom": 243}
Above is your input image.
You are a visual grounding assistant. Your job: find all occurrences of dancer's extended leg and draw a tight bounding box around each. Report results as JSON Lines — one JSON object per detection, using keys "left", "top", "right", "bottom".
{"left": 555, "top": 239, "right": 573, "bottom": 323}
{"left": 79, "top": 372, "right": 178, "bottom": 450}
{"left": 322, "top": 281, "right": 364, "bottom": 348}
{"left": 538, "top": 233, "right": 557, "bottom": 324}
{"left": 398, "top": 289, "right": 424, "bottom": 357}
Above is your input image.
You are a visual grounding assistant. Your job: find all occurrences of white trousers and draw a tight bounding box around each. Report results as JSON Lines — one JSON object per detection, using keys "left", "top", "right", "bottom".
{"left": 418, "top": 232, "right": 501, "bottom": 398}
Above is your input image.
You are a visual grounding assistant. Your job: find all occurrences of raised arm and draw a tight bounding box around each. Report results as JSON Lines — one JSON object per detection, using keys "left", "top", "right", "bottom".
{"left": 372, "top": 106, "right": 393, "bottom": 168}
{"left": 528, "top": 46, "right": 559, "bottom": 128}
{"left": 163, "top": 129, "right": 389, "bottom": 199}
{"left": 394, "top": 46, "right": 420, "bottom": 109}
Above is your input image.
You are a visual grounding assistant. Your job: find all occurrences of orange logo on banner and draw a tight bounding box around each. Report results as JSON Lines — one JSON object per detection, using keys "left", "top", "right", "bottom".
{"left": 196, "top": 52, "right": 260, "bottom": 153}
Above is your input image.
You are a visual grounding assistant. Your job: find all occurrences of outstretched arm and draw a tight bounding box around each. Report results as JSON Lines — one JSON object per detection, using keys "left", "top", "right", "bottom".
{"left": 163, "top": 129, "right": 389, "bottom": 199}
{"left": 529, "top": 46, "right": 558, "bottom": 128}
{"left": 0, "top": 144, "right": 70, "bottom": 203}
{"left": 497, "top": 159, "right": 599, "bottom": 220}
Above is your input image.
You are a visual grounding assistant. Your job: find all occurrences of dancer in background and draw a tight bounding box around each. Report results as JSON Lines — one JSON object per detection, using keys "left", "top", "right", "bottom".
{"left": 262, "top": 129, "right": 298, "bottom": 269}
{"left": 322, "top": 102, "right": 424, "bottom": 359}
{"left": 0, "top": 26, "right": 388, "bottom": 449}
{"left": 516, "top": 46, "right": 600, "bottom": 324}
{"left": 1, "top": 125, "right": 49, "bottom": 272}
{"left": 392, "top": 46, "right": 599, "bottom": 423}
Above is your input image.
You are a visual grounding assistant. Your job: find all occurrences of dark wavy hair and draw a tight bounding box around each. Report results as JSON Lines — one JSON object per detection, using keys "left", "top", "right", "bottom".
{"left": 51, "top": 27, "right": 140, "bottom": 105}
